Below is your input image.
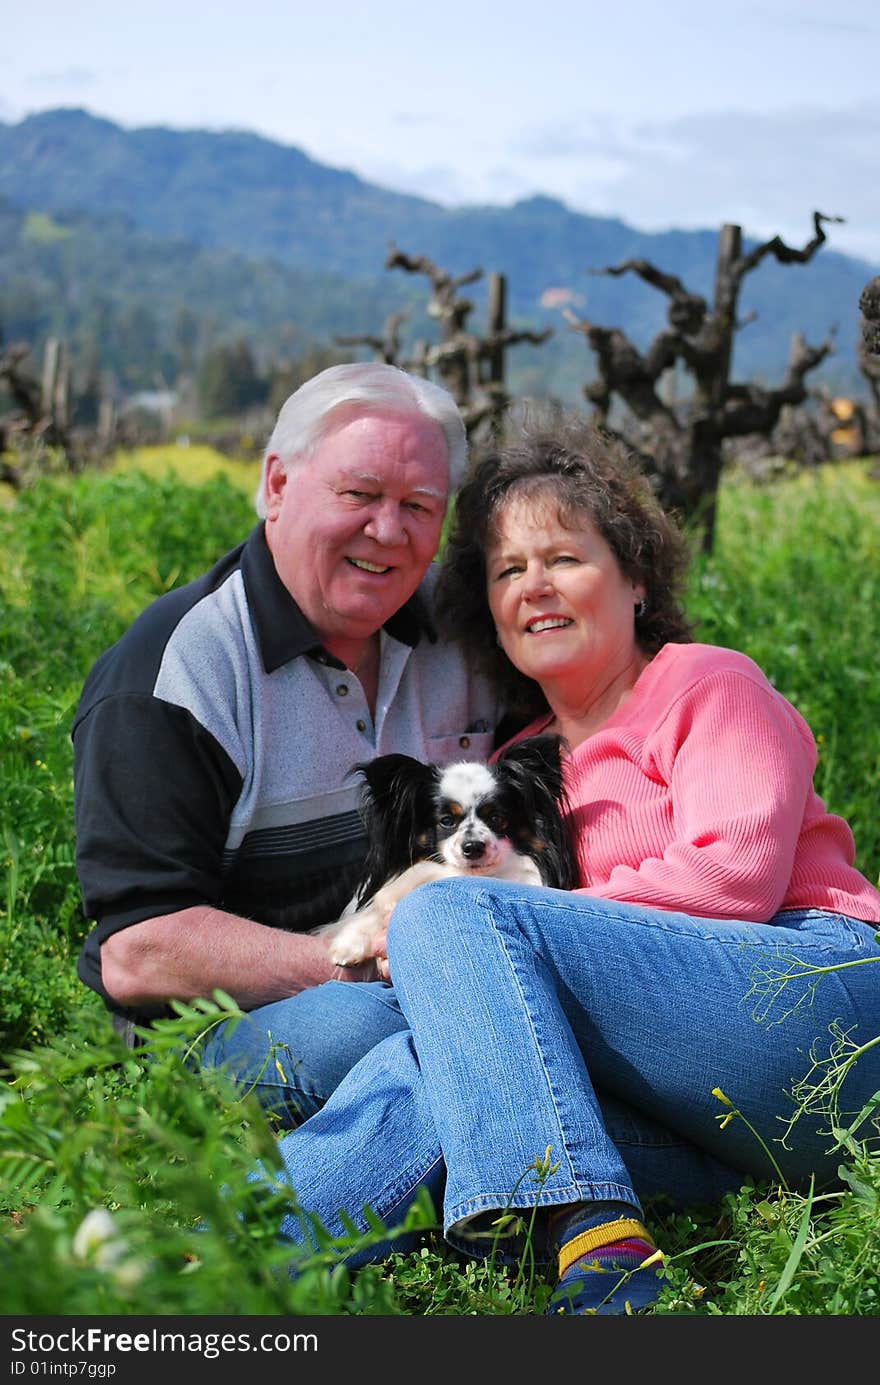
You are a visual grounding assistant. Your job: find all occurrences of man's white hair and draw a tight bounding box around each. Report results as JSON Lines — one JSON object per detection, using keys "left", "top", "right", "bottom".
{"left": 255, "top": 362, "right": 468, "bottom": 517}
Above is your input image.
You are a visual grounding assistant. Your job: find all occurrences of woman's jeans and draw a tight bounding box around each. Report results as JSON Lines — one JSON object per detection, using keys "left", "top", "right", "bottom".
{"left": 200, "top": 881, "right": 880, "bottom": 1260}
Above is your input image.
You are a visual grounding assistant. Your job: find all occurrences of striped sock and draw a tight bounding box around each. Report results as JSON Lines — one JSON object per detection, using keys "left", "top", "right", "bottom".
{"left": 548, "top": 1207, "right": 663, "bottom": 1316}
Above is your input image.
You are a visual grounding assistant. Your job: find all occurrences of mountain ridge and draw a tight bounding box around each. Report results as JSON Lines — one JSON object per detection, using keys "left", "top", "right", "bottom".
{"left": 1, "top": 107, "right": 876, "bottom": 399}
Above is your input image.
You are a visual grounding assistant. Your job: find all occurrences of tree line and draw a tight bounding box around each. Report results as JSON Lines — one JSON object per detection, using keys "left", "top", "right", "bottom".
{"left": 2, "top": 211, "right": 879, "bottom": 554}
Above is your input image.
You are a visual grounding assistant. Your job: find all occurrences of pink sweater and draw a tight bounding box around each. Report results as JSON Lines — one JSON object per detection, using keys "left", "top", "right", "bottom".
{"left": 508, "top": 642, "right": 880, "bottom": 924}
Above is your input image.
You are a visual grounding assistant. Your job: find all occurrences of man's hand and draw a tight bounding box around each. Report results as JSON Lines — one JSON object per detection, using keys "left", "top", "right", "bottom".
{"left": 331, "top": 955, "right": 384, "bottom": 983}
{"left": 370, "top": 917, "right": 391, "bottom": 982}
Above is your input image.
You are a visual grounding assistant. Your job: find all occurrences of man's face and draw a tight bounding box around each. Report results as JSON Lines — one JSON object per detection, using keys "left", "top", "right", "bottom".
{"left": 263, "top": 408, "right": 450, "bottom": 657}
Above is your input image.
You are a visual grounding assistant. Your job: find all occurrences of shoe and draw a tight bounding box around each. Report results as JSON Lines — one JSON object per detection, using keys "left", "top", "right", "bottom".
{"left": 547, "top": 1215, "right": 663, "bottom": 1315}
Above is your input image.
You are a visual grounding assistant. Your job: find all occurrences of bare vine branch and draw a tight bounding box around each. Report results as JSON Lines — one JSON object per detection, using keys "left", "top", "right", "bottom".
{"left": 566, "top": 213, "right": 844, "bottom": 550}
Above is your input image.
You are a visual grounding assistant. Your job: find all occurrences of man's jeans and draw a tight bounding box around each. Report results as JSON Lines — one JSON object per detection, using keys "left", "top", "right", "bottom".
{"left": 201, "top": 880, "right": 880, "bottom": 1258}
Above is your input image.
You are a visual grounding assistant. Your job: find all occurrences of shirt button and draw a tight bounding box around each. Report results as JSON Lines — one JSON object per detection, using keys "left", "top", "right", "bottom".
{"left": 336, "top": 684, "right": 349, "bottom": 697}
{"left": 459, "top": 735, "right": 470, "bottom": 748}
{"left": 356, "top": 719, "right": 366, "bottom": 732}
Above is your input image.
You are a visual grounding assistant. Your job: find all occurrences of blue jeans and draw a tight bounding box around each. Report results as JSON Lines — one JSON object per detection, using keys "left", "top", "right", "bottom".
{"left": 207, "top": 882, "right": 880, "bottom": 1261}
{"left": 199, "top": 976, "right": 409, "bottom": 1127}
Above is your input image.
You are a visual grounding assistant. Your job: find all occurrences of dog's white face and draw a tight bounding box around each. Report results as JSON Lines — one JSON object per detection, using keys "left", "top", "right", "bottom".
{"left": 319, "top": 735, "right": 576, "bottom": 966}
{"left": 434, "top": 761, "right": 516, "bottom": 874}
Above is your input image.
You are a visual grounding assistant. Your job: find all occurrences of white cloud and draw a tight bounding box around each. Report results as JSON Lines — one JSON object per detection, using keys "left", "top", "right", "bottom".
{"left": 581, "top": 106, "right": 880, "bottom": 263}
{"left": 346, "top": 103, "right": 880, "bottom": 264}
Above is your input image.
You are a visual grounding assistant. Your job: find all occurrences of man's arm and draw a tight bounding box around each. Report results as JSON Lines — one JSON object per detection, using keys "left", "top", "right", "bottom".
{"left": 99, "top": 905, "right": 379, "bottom": 1011}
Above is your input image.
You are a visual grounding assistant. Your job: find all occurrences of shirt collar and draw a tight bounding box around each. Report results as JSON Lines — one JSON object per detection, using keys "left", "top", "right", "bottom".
{"left": 241, "top": 523, "right": 436, "bottom": 674}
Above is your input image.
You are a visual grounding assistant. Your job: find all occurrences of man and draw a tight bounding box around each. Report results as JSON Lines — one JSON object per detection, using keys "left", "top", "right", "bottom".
{"left": 73, "top": 362, "right": 498, "bottom": 1118}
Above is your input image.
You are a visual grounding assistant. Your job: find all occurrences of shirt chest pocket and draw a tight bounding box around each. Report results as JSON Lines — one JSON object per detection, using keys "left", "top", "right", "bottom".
{"left": 425, "top": 731, "right": 495, "bottom": 765}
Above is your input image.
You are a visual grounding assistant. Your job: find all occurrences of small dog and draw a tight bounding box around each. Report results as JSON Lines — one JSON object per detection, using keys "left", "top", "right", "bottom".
{"left": 315, "top": 733, "right": 579, "bottom": 966}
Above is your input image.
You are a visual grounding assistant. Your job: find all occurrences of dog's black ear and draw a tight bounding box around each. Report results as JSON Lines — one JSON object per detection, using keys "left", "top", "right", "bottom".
{"left": 352, "top": 754, "right": 440, "bottom": 903}
{"left": 495, "top": 734, "right": 565, "bottom": 802}
{"left": 496, "top": 735, "right": 579, "bottom": 890}
{"left": 355, "top": 753, "right": 431, "bottom": 805}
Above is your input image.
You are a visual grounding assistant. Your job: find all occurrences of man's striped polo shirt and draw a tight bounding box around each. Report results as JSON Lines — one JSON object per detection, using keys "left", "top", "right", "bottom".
{"left": 73, "top": 523, "right": 498, "bottom": 1018}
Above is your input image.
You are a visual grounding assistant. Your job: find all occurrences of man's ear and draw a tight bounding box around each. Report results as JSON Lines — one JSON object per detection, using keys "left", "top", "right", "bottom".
{"left": 263, "top": 455, "right": 287, "bottom": 518}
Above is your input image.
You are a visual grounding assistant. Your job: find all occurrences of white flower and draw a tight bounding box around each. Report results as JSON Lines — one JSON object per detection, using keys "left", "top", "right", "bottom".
{"left": 72, "top": 1208, "right": 146, "bottom": 1289}
{"left": 72, "top": 1208, "right": 127, "bottom": 1267}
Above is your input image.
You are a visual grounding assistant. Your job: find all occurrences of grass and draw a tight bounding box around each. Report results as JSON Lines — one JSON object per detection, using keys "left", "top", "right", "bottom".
{"left": 0, "top": 447, "right": 878, "bottom": 1315}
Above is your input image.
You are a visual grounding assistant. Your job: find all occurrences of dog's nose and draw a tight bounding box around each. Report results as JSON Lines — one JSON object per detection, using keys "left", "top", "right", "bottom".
{"left": 461, "top": 839, "right": 486, "bottom": 860}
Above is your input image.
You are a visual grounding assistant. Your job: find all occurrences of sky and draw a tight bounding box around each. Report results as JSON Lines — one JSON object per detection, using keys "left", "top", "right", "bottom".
{"left": 5, "top": 0, "right": 880, "bottom": 265}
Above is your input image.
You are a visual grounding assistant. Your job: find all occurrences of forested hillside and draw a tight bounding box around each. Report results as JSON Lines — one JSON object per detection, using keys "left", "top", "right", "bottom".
{"left": 1, "top": 107, "right": 877, "bottom": 401}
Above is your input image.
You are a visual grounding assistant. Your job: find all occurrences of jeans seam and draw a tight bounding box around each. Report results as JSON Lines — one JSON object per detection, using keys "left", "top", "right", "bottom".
{"left": 498, "top": 895, "right": 873, "bottom": 949}
{"left": 486, "top": 895, "right": 583, "bottom": 1189}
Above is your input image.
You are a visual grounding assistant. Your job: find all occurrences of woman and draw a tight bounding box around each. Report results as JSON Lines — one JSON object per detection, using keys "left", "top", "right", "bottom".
{"left": 264, "top": 416, "right": 880, "bottom": 1314}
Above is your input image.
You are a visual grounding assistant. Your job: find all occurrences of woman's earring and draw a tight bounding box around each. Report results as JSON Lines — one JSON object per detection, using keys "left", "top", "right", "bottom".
{"left": 634, "top": 597, "right": 647, "bottom": 619}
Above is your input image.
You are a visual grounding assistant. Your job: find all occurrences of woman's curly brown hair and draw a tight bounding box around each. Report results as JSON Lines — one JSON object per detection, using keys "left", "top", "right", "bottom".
{"left": 435, "top": 412, "right": 695, "bottom": 718}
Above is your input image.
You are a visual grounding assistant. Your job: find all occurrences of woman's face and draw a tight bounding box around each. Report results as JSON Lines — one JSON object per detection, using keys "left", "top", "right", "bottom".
{"left": 485, "top": 494, "right": 645, "bottom": 695}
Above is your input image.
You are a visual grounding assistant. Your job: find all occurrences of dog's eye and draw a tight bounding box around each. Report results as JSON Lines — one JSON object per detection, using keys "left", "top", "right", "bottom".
{"left": 438, "top": 813, "right": 457, "bottom": 830}
{"left": 484, "top": 811, "right": 508, "bottom": 833}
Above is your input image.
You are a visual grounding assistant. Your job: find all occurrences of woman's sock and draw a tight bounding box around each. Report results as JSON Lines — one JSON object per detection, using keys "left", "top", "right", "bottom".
{"left": 547, "top": 1201, "right": 663, "bottom": 1315}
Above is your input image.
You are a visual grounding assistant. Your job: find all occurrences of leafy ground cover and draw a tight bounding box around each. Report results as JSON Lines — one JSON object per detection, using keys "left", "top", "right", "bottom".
{"left": 1, "top": 449, "right": 878, "bottom": 1314}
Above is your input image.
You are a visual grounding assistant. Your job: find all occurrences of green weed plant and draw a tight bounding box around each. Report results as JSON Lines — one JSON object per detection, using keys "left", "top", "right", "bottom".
{"left": 1, "top": 465, "right": 256, "bottom": 1050}
{"left": 0, "top": 996, "right": 437, "bottom": 1314}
